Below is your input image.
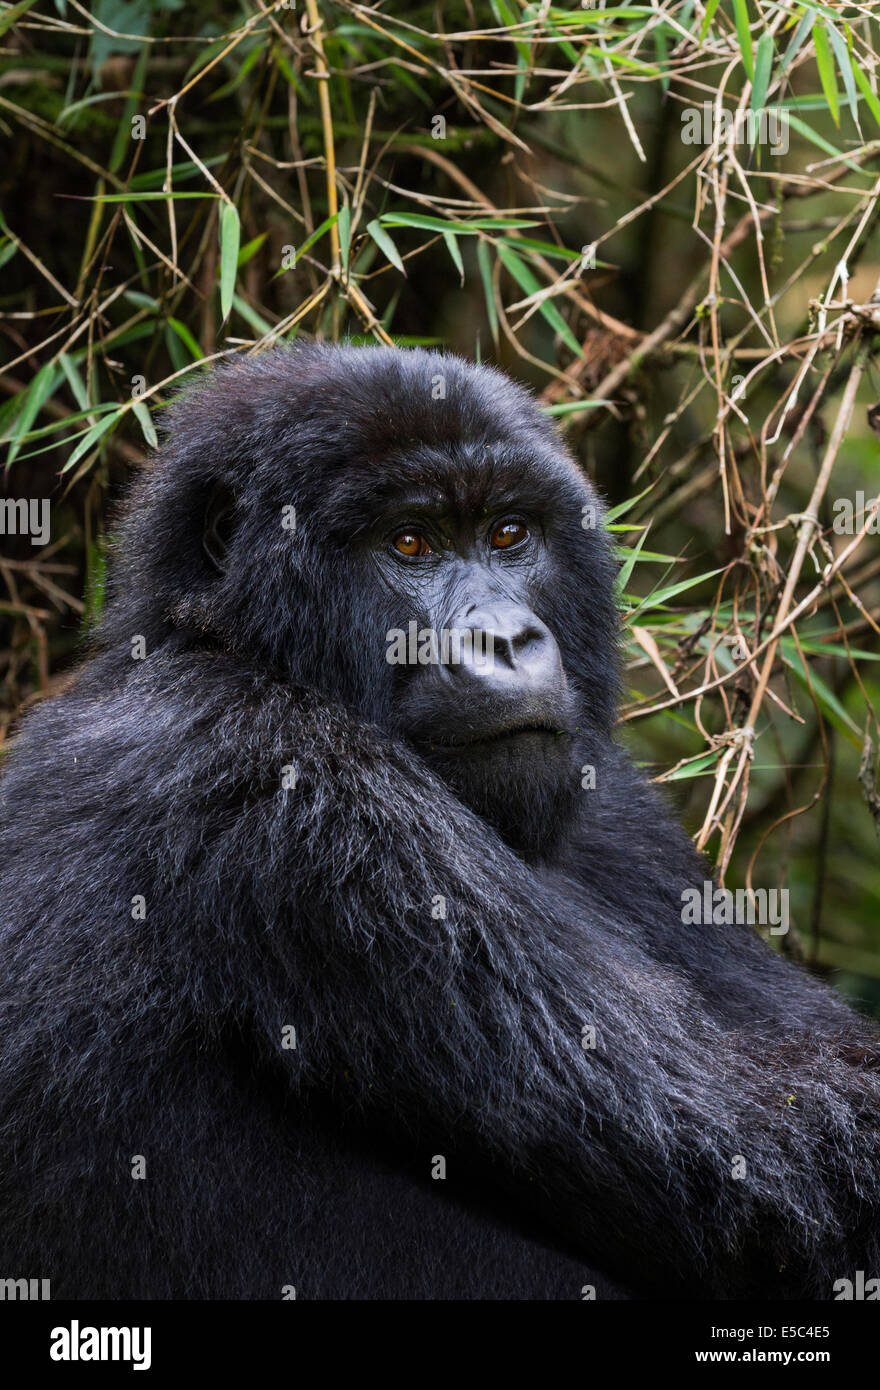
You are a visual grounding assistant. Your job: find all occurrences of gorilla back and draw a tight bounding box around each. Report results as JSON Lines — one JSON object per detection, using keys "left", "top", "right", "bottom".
{"left": 1, "top": 345, "right": 879, "bottom": 1300}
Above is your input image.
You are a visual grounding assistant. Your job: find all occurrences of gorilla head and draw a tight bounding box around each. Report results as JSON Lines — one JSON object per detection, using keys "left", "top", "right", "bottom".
{"left": 105, "top": 345, "right": 618, "bottom": 853}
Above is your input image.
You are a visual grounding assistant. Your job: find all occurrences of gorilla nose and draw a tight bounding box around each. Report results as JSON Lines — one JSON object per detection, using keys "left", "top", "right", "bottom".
{"left": 451, "top": 603, "right": 564, "bottom": 694}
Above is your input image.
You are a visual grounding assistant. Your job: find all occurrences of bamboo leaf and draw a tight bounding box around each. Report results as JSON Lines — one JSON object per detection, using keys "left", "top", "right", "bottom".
{"left": 699, "top": 0, "right": 722, "bottom": 42}
{"left": 825, "top": 20, "right": 859, "bottom": 127}
{"left": 366, "top": 219, "right": 405, "bottom": 274}
{"left": 6, "top": 361, "right": 59, "bottom": 466}
{"left": 732, "top": 0, "right": 753, "bottom": 80}
{"left": 813, "top": 20, "right": 840, "bottom": 126}
{"left": 130, "top": 399, "right": 157, "bottom": 448}
{"left": 665, "top": 751, "right": 722, "bottom": 781}
{"left": 167, "top": 318, "right": 204, "bottom": 361}
{"left": 603, "top": 485, "right": 655, "bottom": 523}
{"left": 542, "top": 399, "right": 602, "bottom": 417}
{"left": 338, "top": 203, "right": 351, "bottom": 274}
{"left": 853, "top": 59, "right": 880, "bottom": 128}
{"left": 616, "top": 526, "right": 649, "bottom": 595}
{"left": 59, "top": 353, "right": 90, "bottom": 411}
{"left": 443, "top": 230, "right": 464, "bottom": 285}
{"left": 751, "top": 31, "right": 774, "bottom": 118}
{"left": 60, "top": 408, "right": 123, "bottom": 474}
{"left": 780, "top": 641, "right": 860, "bottom": 735}
{"left": 476, "top": 239, "right": 499, "bottom": 346}
{"left": 237, "top": 232, "right": 268, "bottom": 268}
{"left": 496, "top": 243, "right": 583, "bottom": 357}
{"left": 380, "top": 213, "right": 537, "bottom": 233}
{"left": 784, "top": 111, "right": 863, "bottom": 172}
{"left": 780, "top": 6, "right": 814, "bottom": 72}
{"left": 218, "top": 201, "right": 240, "bottom": 323}
{"left": 231, "top": 293, "right": 273, "bottom": 335}
{"left": 0, "top": 0, "right": 39, "bottom": 38}
{"left": 628, "top": 568, "right": 724, "bottom": 619}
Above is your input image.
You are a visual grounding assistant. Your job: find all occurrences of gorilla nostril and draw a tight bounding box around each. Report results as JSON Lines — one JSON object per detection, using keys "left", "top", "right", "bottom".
{"left": 487, "top": 630, "right": 517, "bottom": 667}
{"left": 512, "top": 623, "right": 544, "bottom": 656}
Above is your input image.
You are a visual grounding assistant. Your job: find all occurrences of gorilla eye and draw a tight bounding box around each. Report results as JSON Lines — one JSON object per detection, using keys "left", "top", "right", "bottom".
{"left": 393, "top": 531, "right": 433, "bottom": 557}
{"left": 491, "top": 521, "right": 528, "bottom": 550}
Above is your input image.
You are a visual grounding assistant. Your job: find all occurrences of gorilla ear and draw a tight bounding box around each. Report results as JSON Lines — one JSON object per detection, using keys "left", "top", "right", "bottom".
{"left": 202, "top": 483, "right": 237, "bottom": 574}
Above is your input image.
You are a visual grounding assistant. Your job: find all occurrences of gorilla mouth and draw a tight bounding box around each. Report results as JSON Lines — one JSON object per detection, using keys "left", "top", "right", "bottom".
{"left": 425, "top": 720, "right": 566, "bottom": 749}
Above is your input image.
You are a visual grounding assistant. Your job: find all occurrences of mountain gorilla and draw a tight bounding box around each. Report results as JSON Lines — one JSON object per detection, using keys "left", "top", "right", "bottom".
{"left": 1, "top": 344, "right": 879, "bottom": 1301}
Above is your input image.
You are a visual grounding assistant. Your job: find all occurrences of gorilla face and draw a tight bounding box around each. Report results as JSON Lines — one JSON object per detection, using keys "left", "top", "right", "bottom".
{"left": 362, "top": 464, "right": 582, "bottom": 854}
{"left": 107, "top": 345, "right": 619, "bottom": 855}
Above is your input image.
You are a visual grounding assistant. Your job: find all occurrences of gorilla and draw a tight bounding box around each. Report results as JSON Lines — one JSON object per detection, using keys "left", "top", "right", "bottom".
{"left": 0, "top": 343, "right": 879, "bottom": 1301}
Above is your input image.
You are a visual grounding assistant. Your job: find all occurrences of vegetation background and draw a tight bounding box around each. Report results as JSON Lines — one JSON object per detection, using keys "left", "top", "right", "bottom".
{"left": 1, "top": 1, "right": 879, "bottom": 1008}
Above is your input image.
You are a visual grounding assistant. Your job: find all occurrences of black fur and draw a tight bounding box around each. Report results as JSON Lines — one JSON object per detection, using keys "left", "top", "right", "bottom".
{"left": 1, "top": 345, "right": 879, "bottom": 1300}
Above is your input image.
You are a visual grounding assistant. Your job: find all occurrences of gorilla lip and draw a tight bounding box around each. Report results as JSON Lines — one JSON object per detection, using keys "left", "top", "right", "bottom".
{"left": 423, "top": 719, "right": 566, "bottom": 749}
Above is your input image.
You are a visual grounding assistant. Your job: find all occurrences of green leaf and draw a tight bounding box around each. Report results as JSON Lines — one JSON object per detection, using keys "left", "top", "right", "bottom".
{"left": 273, "top": 212, "right": 341, "bottom": 277}
{"left": 813, "top": 21, "right": 840, "bottom": 126}
{"left": 615, "top": 546, "right": 676, "bottom": 563}
{"left": 207, "top": 42, "right": 262, "bottom": 104}
{"left": 338, "top": 203, "right": 351, "bottom": 274}
{"left": 780, "top": 640, "right": 860, "bottom": 735}
{"left": 109, "top": 42, "right": 149, "bottom": 174}
{"left": 443, "top": 230, "right": 464, "bottom": 284}
{"left": 784, "top": 111, "right": 863, "bottom": 173}
{"left": 498, "top": 235, "right": 582, "bottom": 262}
{"left": 732, "top": 0, "right": 753, "bottom": 80}
{"left": 751, "top": 31, "right": 774, "bottom": 119}
{"left": 653, "top": 20, "right": 670, "bottom": 92}
{"left": 603, "top": 485, "right": 655, "bottom": 523}
{"left": 853, "top": 60, "right": 880, "bottom": 128}
{"left": 492, "top": 0, "right": 530, "bottom": 101}
{"left": 61, "top": 408, "right": 123, "bottom": 474}
{"left": 665, "top": 751, "right": 722, "bottom": 781}
{"left": 825, "top": 20, "right": 858, "bottom": 126}
{"left": 82, "top": 537, "right": 107, "bottom": 632}
{"left": 497, "top": 243, "right": 583, "bottom": 358}
{"left": 6, "top": 361, "right": 59, "bottom": 466}
{"left": 237, "top": 232, "right": 268, "bottom": 268}
{"left": 0, "top": 0, "right": 40, "bottom": 38}
{"left": 699, "top": 0, "right": 722, "bottom": 42}
{"left": 231, "top": 293, "right": 273, "bottom": 336}
{"left": 380, "top": 213, "right": 537, "bottom": 233}
{"left": 542, "top": 399, "right": 602, "bottom": 417}
{"left": 59, "top": 353, "right": 90, "bottom": 411}
{"left": 218, "top": 201, "right": 240, "bottom": 323}
{"left": 476, "top": 239, "right": 498, "bottom": 346}
{"left": 167, "top": 318, "right": 204, "bottom": 361}
{"left": 130, "top": 399, "right": 157, "bottom": 448}
{"left": 366, "top": 219, "right": 405, "bottom": 275}
{"left": 779, "top": 6, "right": 814, "bottom": 72}
{"left": 628, "top": 569, "right": 724, "bottom": 619}
{"left": 93, "top": 192, "right": 217, "bottom": 203}
{"left": 615, "top": 526, "right": 648, "bottom": 595}
{"left": 3, "top": 402, "right": 118, "bottom": 446}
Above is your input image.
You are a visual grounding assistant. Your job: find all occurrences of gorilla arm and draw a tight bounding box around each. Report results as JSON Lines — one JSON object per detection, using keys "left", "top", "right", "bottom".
{"left": 2, "top": 646, "right": 878, "bottom": 1298}
{"left": 135, "top": 649, "right": 880, "bottom": 1299}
